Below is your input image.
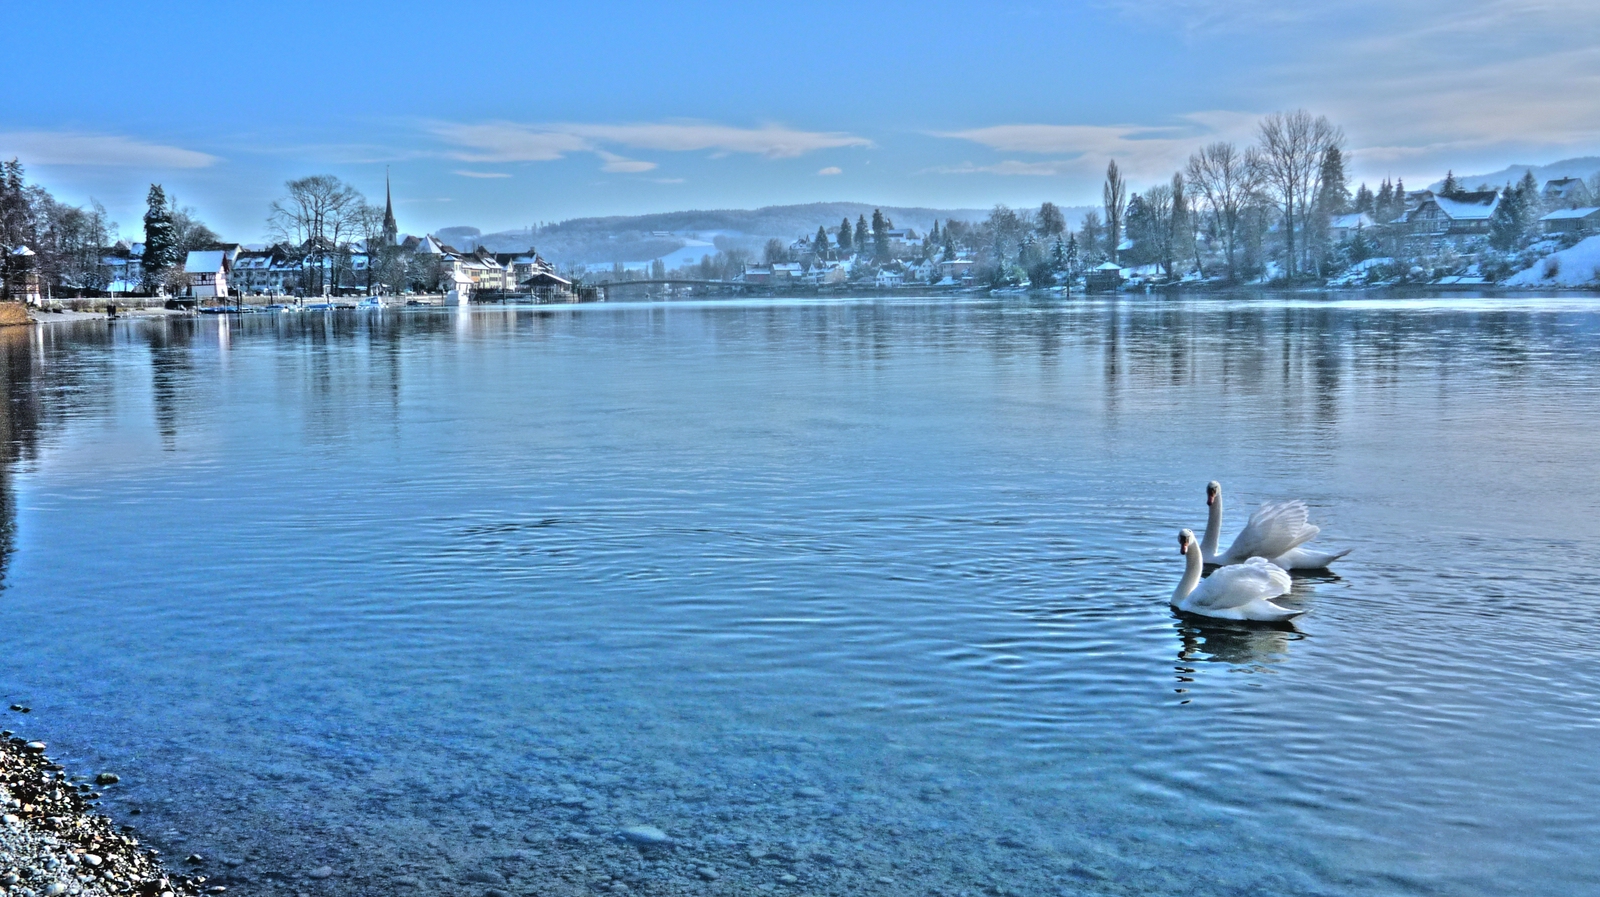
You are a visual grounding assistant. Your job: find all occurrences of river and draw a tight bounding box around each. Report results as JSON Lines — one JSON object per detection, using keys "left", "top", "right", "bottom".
{"left": 3, "top": 293, "right": 1598, "bottom": 896}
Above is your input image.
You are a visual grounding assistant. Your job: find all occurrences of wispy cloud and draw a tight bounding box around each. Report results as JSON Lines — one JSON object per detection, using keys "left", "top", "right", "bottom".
{"left": 453, "top": 170, "right": 511, "bottom": 179}
{"left": 1098, "top": 0, "right": 1600, "bottom": 179}
{"left": 817, "top": 166, "right": 842, "bottom": 176}
{"left": 597, "top": 151, "right": 657, "bottom": 173}
{"left": 431, "top": 120, "right": 873, "bottom": 171}
{"left": 934, "top": 113, "right": 1258, "bottom": 180}
{"left": 0, "top": 132, "right": 217, "bottom": 168}
{"left": 924, "top": 160, "right": 1080, "bottom": 177}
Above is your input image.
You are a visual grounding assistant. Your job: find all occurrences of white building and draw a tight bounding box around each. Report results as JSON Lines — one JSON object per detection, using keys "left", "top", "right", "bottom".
{"left": 1329, "top": 212, "right": 1377, "bottom": 242}
{"left": 184, "top": 250, "right": 230, "bottom": 299}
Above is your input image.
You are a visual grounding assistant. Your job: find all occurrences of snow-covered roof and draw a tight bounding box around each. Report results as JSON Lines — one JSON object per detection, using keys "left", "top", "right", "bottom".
{"left": 184, "top": 250, "right": 226, "bottom": 272}
{"left": 1539, "top": 207, "right": 1600, "bottom": 221}
{"left": 1095, "top": 261, "right": 1124, "bottom": 271}
{"left": 1544, "top": 178, "right": 1589, "bottom": 196}
{"left": 1330, "top": 212, "right": 1375, "bottom": 229}
{"left": 1430, "top": 192, "right": 1499, "bottom": 221}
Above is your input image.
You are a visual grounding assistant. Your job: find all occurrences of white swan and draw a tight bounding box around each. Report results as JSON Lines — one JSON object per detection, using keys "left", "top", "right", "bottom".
{"left": 1172, "top": 529, "right": 1301, "bottom": 622}
{"left": 1201, "top": 481, "right": 1350, "bottom": 570}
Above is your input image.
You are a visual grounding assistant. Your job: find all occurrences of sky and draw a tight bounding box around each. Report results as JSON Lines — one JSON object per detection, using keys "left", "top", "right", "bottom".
{"left": 4, "top": 0, "right": 1599, "bottom": 242}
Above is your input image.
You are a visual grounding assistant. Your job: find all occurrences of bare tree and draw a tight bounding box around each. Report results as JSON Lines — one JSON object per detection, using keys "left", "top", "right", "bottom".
{"left": 38, "top": 198, "right": 114, "bottom": 294}
{"left": 1132, "top": 184, "right": 1174, "bottom": 276}
{"left": 1255, "top": 111, "right": 1343, "bottom": 279}
{"left": 1103, "top": 161, "right": 1127, "bottom": 264}
{"left": 268, "top": 175, "right": 365, "bottom": 296}
{"left": 1186, "top": 141, "right": 1263, "bottom": 282}
{"left": 167, "top": 197, "right": 219, "bottom": 256}
{"left": 351, "top": 202, "right": 392, "bottom": 295}
{"left": 1036, "top": 201, "right": 1066, "bottom": 238}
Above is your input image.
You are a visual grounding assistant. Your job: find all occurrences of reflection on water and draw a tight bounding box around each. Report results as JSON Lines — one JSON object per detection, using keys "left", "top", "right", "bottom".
{"left": 2, "top": 294, "right": 1600, "bottom": 897}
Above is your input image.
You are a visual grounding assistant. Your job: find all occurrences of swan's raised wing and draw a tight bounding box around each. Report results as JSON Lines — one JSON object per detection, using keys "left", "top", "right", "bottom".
{"left": 1186, "top": 557, "right": 1292, "bottom": 611}
{"left": 1221, "top": 500, "right": 1319, "bottom": 564}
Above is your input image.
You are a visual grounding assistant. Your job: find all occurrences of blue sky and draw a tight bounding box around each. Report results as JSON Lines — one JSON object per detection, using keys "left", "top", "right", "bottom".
{"left": 4, "top": 0, "right": 1598, "bottom": 241}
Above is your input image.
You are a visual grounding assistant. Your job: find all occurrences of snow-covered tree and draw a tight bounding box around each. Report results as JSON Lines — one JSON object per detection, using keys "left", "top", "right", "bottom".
{"left": 1488, "top": 184, "right": 1524, "bottom": 251}
{"left": 142, "top": 184, "right": 178, "bottom": 291}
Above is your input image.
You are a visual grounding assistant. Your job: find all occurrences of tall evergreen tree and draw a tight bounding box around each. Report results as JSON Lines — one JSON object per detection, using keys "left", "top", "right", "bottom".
{"left": 142, "top": 184, "right": 178, "bottom": 291}
{"left": 1440, "top": 170, "right": 1460, "bottom": 197}
{"left": 1353, "top": 183, "right": 1374, "bottom": 214}
{"left": 856, "top": 215, "right": 870, "bottom": 257}
{"left": 1515, "top": 171, "right": 1541, "bottom": 236}
{"left": 0, "top": 159, "right": 38, "bottom": 301}
{"left": 1316, "top": 147, "right": 1350, "bottom": 216}
{"left": 838, "top": 217, "right": 853, "bottom": 253}
{"left": 1488, "top": 183, "right": 1524, "bottom": 250}
{"left": 871, "top": 209, "right": 889, "bottom": 261}
{"left": 1375, "top": 179, "right": 1394, "bottom": 220}
{"left": 815, "top": 225, "right": 830, "bottom": 260}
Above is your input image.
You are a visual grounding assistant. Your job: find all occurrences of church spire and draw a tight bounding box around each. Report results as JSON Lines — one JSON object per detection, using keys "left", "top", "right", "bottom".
{"left": 382, "top": 167, "right": 398, "bottom": 245}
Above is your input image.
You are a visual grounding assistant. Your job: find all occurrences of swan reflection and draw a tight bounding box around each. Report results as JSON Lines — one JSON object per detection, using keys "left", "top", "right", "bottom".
{"left": 1175, "top": 616, "right": 1303, "bottom": 667}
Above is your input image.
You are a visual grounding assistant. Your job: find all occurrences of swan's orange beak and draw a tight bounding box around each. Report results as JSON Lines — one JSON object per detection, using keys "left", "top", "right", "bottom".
{"left": 1179, "top": 537, "right": 1188, "bottom": 555}
{"left": 1206, "top": 493, "right": 1214, "bottom": 505}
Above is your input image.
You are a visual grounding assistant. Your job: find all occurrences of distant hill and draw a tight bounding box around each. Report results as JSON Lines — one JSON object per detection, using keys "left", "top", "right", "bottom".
{"left": 1429, "top": 156, "right": 1600, "bottom": 192}
{"left": 440, "top": 201, "right": 1095, "bottom": 268}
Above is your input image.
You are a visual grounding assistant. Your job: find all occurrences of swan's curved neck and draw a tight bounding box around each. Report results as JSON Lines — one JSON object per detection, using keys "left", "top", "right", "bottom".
{"left": 1172, "top": 543, "right": 1203, "bottom": 606}
{"left": 1201, "top": 496, "right": 1222, "bottom": 561}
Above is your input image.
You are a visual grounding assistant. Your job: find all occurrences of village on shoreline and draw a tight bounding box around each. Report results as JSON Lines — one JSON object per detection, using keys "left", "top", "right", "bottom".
{"left": 4, "top": 110, "right": 1600, "bottom": 316}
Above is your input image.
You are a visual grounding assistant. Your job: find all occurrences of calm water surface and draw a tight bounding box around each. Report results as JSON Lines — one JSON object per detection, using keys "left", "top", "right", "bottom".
{"left": 3, "top": 294, "right": 1600, "bottom": 896}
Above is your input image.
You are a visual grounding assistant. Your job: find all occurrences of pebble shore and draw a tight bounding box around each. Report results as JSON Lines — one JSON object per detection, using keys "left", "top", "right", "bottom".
{"left": 0, "top": 732, "right": 202, "bottom": 897}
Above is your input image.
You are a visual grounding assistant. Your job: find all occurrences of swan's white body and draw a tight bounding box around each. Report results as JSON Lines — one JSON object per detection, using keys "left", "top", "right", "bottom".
{"left": 1201, "top": 482, "right": 1350, "bottom": 570}
{"left": 1172, "top": 530, "right": 1300, "bottom": 622}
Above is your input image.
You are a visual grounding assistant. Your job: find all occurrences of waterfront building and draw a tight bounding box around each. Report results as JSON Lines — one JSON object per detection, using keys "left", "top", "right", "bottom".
{"left": 184, "top": 250, "right": 231, "bottom": 299}
{"left": 1540, "top": 207, "right": 1600, "bottom": 235}
{"left": 1329, "top": 212, "right": 1378, "bottom": 243}
{"left": 1400, "top": 191, "right": 1500, "bottom": 237}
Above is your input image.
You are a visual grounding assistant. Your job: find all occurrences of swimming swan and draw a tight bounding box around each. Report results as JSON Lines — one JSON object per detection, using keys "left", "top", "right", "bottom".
{"left": 1172, "top": 529, "right": 1301, "bottom": 622}
{"left": 1202, "top": 481, "right": 1350, "bottom": 570}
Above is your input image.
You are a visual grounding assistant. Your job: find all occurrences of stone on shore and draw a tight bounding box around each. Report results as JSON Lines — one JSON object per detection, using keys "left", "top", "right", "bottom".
{"left": 619, "top": 824, "right": 672, "bottom": 847}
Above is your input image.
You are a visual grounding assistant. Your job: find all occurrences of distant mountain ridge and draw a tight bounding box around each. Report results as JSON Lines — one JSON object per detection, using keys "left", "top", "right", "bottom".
{"left": 1428, "top": 156, "right": 1600, "bottom": 192}
{"left": 437, "top": 201, "right": 1096, "bottom": 267}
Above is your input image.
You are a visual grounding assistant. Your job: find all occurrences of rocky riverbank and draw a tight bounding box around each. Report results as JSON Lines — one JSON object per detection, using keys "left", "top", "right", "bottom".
{"left": 1, "top": 732, "right": 202, "bottom": 897}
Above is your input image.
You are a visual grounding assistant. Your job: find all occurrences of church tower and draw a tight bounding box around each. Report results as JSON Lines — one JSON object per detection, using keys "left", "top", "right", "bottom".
{"left": 381, "top": 167, "right": 398, "bottom": 246}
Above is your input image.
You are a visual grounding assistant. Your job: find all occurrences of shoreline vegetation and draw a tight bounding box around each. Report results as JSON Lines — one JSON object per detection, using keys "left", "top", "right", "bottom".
{"left": 1, "top": 731, "right": 201, "bottom": 897}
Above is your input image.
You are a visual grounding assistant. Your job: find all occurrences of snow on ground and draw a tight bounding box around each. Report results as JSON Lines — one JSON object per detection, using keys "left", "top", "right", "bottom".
{"left": 1505, "top": 235, "right": 1600, "bottom": 287}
